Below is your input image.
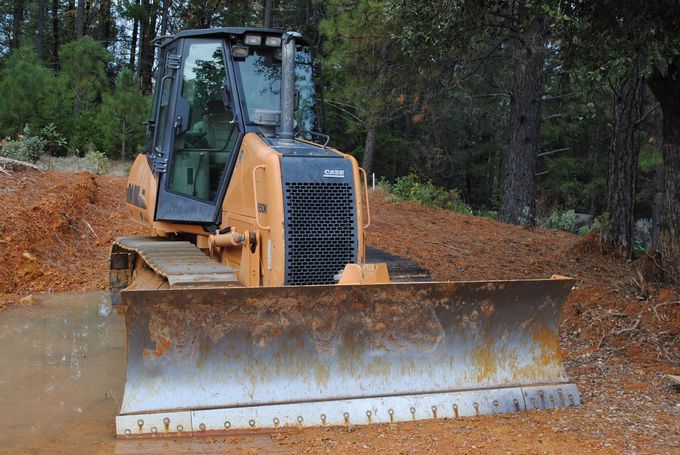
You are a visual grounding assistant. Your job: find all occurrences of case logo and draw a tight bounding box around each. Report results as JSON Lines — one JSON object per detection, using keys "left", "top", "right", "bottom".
{"left": 323, "top": 169, "right": 345, "bottom": 178}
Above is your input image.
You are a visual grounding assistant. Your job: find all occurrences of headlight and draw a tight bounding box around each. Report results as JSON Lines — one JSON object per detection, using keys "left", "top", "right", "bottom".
{"left": 265, "top": 36, "right": 282, "bottom": 47}
{"left": 231, "top": 45, "right": 250, "bottom": 59}
{"left": 244, "top": 35, "right": 262, "bottom": 46}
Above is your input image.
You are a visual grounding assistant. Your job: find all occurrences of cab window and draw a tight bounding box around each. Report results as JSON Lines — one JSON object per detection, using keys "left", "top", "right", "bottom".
{"left": 168, "top": 40, "right": 237, "bottom": 202}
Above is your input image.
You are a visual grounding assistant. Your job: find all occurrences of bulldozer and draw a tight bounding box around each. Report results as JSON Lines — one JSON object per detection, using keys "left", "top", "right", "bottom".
{"left": 109, "top": 27, "right": 580, "bottom": 438}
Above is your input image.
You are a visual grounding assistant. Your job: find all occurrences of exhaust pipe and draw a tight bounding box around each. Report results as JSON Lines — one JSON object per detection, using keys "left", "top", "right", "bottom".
{"left": 280, "top": 32, "right": 298, "bottom": 141}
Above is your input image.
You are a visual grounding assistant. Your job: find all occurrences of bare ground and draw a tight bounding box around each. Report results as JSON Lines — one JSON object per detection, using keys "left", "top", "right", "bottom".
{"left": 0, "top": 169, "right": 678, "bottom": 454}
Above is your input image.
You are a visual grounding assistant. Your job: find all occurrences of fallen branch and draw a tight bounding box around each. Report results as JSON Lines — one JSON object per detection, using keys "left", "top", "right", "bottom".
{"left": 652, "top": 301, "right": 678, "bottom": 322}
{"left": 612, "top": 317, "right": 641, "bottom": 336}
{"left": 425, "top": 240, "right": 471, "bottom": 254}
{"left": 83, "top": 219, "right": 98, "bottom": 238}
{"left": 0, "top": 157, "right": 43, "bottom": 171}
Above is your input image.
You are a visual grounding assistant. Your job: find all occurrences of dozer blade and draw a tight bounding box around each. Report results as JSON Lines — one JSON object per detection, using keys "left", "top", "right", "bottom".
{"left": 116, "top": 277, "right": 580, "bottom": 437}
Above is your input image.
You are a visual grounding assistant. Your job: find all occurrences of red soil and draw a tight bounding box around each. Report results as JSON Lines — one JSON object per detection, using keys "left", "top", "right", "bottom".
{"left": 0, "top": 170, "right": 677, "bottom": 453}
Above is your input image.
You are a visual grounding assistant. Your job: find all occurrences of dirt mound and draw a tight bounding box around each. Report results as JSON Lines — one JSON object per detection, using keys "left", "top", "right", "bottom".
{"left": 569, "top": 229, "right": 609, "bottom": 256}
{"left": 0, "top": 168, "right": 146, "bottom": 308}
{"left": 367, "top": 188, "right": 576, "bottom": 282}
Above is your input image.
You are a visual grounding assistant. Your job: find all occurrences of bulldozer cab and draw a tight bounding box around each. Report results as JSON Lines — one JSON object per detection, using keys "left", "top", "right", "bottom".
{"left": 147, "top": 28, "right": 317, "bottom": 224}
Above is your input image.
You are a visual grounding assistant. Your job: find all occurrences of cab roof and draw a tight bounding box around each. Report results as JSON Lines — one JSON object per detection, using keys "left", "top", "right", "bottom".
{"left": 156, "top": 27, "right": 311, "bottom": 48}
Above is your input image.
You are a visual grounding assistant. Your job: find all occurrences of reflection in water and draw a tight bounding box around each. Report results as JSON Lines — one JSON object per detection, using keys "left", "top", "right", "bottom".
{"left": 0, "top": 292, "right": 282, "bottom": 454}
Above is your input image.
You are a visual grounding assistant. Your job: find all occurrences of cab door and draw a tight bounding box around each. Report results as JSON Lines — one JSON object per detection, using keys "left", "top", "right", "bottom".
{"left": 154, "top": 38, "right": 241, "bottom": 224}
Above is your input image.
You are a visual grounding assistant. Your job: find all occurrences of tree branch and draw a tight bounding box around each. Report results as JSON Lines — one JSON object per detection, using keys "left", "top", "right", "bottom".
{"left": 538, "top": 147, "right": 571, "bottom": 157}
{"left": 636, "top": 103, "right": 660, "bottom": 125}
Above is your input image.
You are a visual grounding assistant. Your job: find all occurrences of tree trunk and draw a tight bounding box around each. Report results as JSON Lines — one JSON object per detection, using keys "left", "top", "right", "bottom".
{"left": 11, "top": 0, "right": 25, "bottom": 50}
{"left": 156, "top": 0, "right": 169, "bottom": 64}
{"left": 139, "top": 0, "right": 156, "bottom": 95}
{"left": 606, "top": 66, "right": 644, "bottom": 258}
{"left": 362, "top": 122, "right": 377, "bottom": 176}
{"left": 264, "top": 0, "right": 273, "bottom": 27}
{"left": 37, "top": 0, "right": 47, "bottom": 60}
{"left": 51, "top": 0, "right": 60, "bottom": 69}
{"left": 130, "top": 0, "right": 139, "bottom": 71}
{"left": 67, "top": 0, "right": 75, "bottom": 41}
{"left": 160, "top": 0, "right": 169, "bottom": 36}
{"left": 498, "top": 13, "right": 546, "bottom": 226}
{"left": 657, "top": 108, "right": 680, "bottom": 281}
{"left": 241, "top": 0, "right": 249, "bottom": 24}
{"left": 648, "top": 58, "right": 680, "bottom": 281}
{"left": 652, "top": 164, "right": 664, "bottom": 251}
{"left": 99, "top": 0, "right": 113, "bottom": 48}
{"left": 121, "top": 129, "right": 127, "bottom": 161}
{"left": 76, "top": 0, "right": 85, "bottom": 38}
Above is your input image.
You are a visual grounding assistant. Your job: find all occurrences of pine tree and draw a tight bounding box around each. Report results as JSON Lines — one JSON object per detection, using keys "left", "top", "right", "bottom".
{"left": 99, "top": 69, "right": 149, "bottom": 160}
{"left": 0, "top": 47, "right": 51, "bottom": 135}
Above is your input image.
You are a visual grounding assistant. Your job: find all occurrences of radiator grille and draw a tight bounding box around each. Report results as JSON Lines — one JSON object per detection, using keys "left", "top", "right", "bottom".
{"left": 285, "top": 182, "right": 357, "bottom": 285}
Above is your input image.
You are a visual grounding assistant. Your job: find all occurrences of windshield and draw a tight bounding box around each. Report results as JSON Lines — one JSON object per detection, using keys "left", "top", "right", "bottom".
{"left": 233, "top": 45, "right": 318, "bottom": 133}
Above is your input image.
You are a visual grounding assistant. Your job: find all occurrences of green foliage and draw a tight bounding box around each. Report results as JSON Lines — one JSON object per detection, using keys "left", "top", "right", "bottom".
{"left": 0, "top": 47, "right": 51, "bottom": 136}
{"left": 0, "top": 139, "right": 29, "bottom": 161}
{"left": 40, "top": 123, "right": 68, "bottom": 156}
{"left": 475, "top": 210, "right": 498, "bottom": 220}
{"left": 0, "top": 0, "right": 676, "bottom": 239}
{"left": 639, "top": 148, "right": 663, "bottom": 171}
{"left": 542, "top": 209, "right": 577, "bottom": 232}
{"left": 57, "top": 37, "right": 113, "bottom": 151}
{"left": 59, "top": 37, "right": 112, "bottom": 115}
{"left": 85, "top": 149, "right": 109, "bottom": 175}
{"left": 0, "top": 126, "right": 46, "bottom": 163}
{"left": 633, "top": 239, "right": 647, "bottom": 254}
{"left": 577, "top": 212, "right": 612, "bottom": 237}
{"left": 319, "top": 0, "right": 411, "bottom": 173}
{"left": 382, "top": 175, "right": 472, "bottom": 214}
{"left": 98, "top": 69, "right": 150, "bottom": 159}
{"left": 517, "top": 207, "right": 535, "bottom": 228}
{"left": 70, "top": 110, "right": 105, "bottom": 155}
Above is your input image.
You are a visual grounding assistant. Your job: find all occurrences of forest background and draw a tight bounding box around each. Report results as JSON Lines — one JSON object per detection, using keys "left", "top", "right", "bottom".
{"left": 1, "top": 0, "right": 679, "bottom": 280}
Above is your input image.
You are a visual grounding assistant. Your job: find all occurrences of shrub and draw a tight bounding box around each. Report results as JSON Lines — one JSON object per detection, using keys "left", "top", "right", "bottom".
{"left": 517, "top": 206, "right": 535, "bottom": 228}
{"left": 0, "top": 126, "right": 45, "bottom": 163}
{"left": 542, "top": 209, "right": 577, "bottom": 232}
{"left": 0, "top": 138, "right": 28, "bottom": 160}
{"left": 40, "top": 123, "right": 68, "bottom": 156}
{"left": 85, "top": 149, "right": 109, "bottom": 175}
{"left": 382, "top": 175, "right": 472, "bottom": 212}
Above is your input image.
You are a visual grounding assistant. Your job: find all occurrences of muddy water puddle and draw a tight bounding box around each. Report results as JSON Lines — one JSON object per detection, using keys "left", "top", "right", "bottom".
{"left": 0, "top": 292, "right": 281, "bottom": 454}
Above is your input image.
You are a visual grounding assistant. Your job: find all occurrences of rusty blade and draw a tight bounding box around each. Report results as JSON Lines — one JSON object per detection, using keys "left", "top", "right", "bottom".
{"left": 119, "top": 277, "right": 574, "bottom": 419}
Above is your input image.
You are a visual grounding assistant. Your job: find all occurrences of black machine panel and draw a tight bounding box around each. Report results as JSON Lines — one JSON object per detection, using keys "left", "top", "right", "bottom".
{"left": 280, "top": 156, "right": 358, "bottom": 285}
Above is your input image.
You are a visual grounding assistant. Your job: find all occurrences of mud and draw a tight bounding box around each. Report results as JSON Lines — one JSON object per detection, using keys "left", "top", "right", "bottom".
{"left": 0, "top": 292, "right": 283, "bottom": 455}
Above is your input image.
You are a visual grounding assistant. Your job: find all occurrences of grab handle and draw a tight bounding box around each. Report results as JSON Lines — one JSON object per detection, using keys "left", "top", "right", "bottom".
{"left": 359, "top": 167, "right": 371, "bottom": 228}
